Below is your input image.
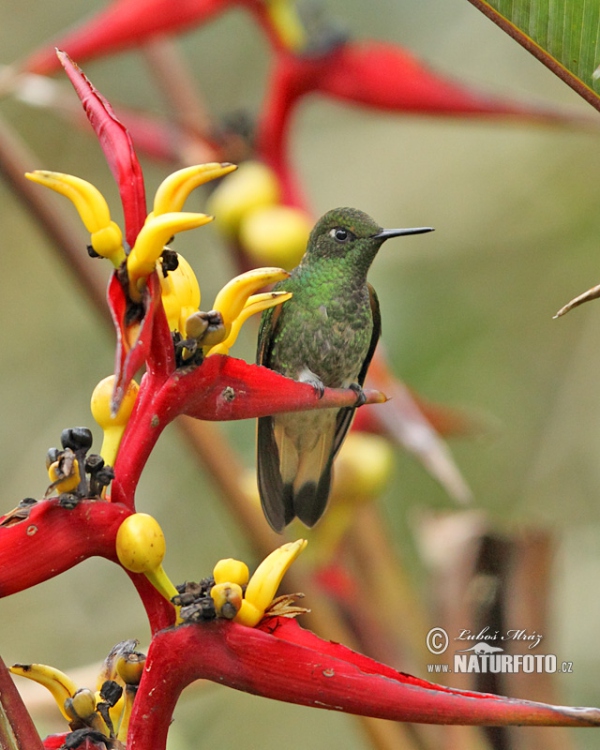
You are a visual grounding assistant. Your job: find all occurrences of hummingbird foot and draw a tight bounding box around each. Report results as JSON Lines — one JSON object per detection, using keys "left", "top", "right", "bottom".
{"left": 298, "top": 368, "right": 325, "bottom": 398}
{"left": 349, "top": 382, "right": 367, "bottom": 406}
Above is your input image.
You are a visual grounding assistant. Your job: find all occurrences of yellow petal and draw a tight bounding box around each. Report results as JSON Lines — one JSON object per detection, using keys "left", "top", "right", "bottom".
{"left": 213, "top": 558, "right": 250, "bottom": 586}
{"left": 90, "top": 376, "right": 139, "bottom": 466}
{"left": 10, "top": 663, "right": 78, "bottom": 722}
{"left": 234, "top": 539, "right": 307, "bottom": 626}
{"left": 25, "top": 171, "right": 125, "bottom": 266}
{"left": 239, "top": 205, "right": 311, "bottom": 269}
{"left": 115, "top": 514, "right": 180, "bottom": 616}
{"left": 26, "top": 170, "right": 110, "bottom": 232}
{"left": 153, "top": 163, "right": 237, "bottom": 216}
{"left": 212, "top": 267, "right": 290, "bottom": 331}
{"left": 159, "top": 253, "right": 201, "bottom": 333}
{"left": 116, "top": 513, "right": 166, "bottom": 574}
{"left": 127, "top": 212, "right": 213, "bottom": 299}
{"left": 206, "top": 161, "right": 280, "bottom": 237}
{"left": 206, "top": 291, "right": 291, "bottom": 356}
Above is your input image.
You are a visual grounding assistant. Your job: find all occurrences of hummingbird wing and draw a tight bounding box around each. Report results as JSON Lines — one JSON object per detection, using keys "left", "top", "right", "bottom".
{"left": 256, "top": 303, "right": 295, "bottom": 531}
{"left": 331, "top": 283, "right": 382, "bottom": 459}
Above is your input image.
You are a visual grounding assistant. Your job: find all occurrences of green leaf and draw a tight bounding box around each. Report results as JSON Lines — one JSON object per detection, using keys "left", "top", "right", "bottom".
{"left": 468, "top": 0, "right": 600, "bottom": 111}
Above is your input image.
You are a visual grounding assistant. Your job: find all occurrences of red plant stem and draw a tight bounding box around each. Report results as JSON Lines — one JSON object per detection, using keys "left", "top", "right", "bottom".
{"left": 0, "top": 655, "right": 44, "bottom": 750}
{"left": 141, "top": 36, "right": 214, "bottom": 138}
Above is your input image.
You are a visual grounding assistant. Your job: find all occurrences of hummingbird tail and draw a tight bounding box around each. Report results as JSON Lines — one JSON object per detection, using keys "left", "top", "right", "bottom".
{"left": 257, "top": 416, "right": 294, "bottom": 533}
{"left": 292, "top": 464, "right": 333, "bottom": 527}
{"left": 257, "top": 415, "right": 336, "bottom": 531}
{"left": 291, "top": 430, "right": 334, "bottom": 527}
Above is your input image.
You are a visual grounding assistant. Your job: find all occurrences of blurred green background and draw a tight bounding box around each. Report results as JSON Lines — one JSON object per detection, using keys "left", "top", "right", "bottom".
{"left": 1, "top": 0, "right": 600, "bottom": 747}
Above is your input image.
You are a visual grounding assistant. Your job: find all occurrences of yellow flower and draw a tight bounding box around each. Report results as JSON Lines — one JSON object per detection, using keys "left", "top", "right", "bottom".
{"left": 198, "top": 268, "right": 292, "bottom": 356}
{"left": 116, "top": 513, "right": 181, "bottom": 622}
{"left": 10, "top": 641, "right": 145, "bottom": 741}
{"left": 90, "top": 375, "right": 140, "bottom": 466}
{"left": 26, "top": 162, "right": 292, "bottom": 358}
{"left": 211, "top": 540, "right": 307, "bottom": 627}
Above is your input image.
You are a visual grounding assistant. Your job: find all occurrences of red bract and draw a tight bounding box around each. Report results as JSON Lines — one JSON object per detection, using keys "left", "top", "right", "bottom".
{"left": 0, "top": 499, "right": 126, "bottom": 596}
{"left": 126, "top": 616, "right": 600, "bottom": 748}
{"left": 22, "top": 0, "right": 296, "bottom": 76}
{"left": 0, "top": 498, "right": 175, "bottom": 631}
{"left": 108, "top": 270, "right": 167, "bottom": 408}
{"left": 59, "top": 51, "right": 147, "bottom": 246}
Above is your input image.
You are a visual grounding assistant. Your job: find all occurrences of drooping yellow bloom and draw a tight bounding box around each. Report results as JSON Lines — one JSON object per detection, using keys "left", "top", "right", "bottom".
{"left": 25, "top": 170, "right": 126, "bottom": 266}
{"left": 115, "top": 513, "right": 181, "bottom": 622}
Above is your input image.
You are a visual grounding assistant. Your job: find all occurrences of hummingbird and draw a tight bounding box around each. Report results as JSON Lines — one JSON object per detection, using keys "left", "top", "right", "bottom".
{"left": 256, "top": 207, "right": 433, "bottom": 532}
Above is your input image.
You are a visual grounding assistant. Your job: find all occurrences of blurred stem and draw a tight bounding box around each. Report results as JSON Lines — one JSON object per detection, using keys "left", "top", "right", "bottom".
{"left": 0, "top": 114, "right": 108, "bottom": 315}
{"left": 502, "top": 531, "right": 574, "bottom": 750}
{"left": 141, "top": 36, "right": 213, "bottom": 140}
{"left": 345, "top": 504, "right": 432, "bottom": 670}
{"left": 0, "top": 655, "right": 44, "bottom": 750}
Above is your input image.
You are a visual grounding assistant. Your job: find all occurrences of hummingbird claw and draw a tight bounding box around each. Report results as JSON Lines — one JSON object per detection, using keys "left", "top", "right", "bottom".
{"left": 298, "top": 368, "right": 325, "bottom": 398}
{"left": 349, "top": 382, "right": 366, "bottom": 406}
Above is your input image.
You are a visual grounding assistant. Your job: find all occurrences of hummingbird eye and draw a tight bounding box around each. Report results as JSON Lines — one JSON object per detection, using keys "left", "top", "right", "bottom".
{"left": 329, "top": 227, "right": 355, "bottom": 243}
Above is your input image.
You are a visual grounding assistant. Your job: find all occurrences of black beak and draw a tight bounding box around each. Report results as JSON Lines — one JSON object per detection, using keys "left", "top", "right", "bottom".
{"left": 372, "top": 227, "right": 434, "bottom": 241}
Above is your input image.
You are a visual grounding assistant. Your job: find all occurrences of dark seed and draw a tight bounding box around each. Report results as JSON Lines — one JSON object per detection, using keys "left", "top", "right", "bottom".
{"left": 61, "top": 427, "right": 93, "bottom": 452}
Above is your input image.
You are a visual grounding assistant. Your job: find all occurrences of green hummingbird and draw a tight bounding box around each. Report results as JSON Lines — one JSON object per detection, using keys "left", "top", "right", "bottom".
{"left": 256, "top": 207, "right": 433, "bottom": 532}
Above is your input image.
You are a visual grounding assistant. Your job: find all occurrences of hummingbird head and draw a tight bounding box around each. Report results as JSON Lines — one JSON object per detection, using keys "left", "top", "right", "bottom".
{"left": 305, "top": 207, "right": 433, "bottom": 270}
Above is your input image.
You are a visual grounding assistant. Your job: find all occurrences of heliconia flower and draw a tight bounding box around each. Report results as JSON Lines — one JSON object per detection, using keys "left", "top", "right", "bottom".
{"left": 27, "top": 54, "right": 387, "bottom": 508}
{"left": 25, "top": 170, "right": 126, "bottom": 267}
{"left": 231, "top": 539, "right": 307, "bottom": 626}
{"left": 206, "top": 159, "right": 312, "bottom": 269}
{"left": 256, "top": 40, "right": 597, "bottom": 203}
{"left": 115, "top": 513, "right": 181, "bottom": 620}
{"left": 91, "top": 375, "right": 140, "bottom": 467}
{"left": 21, "top": 0, "right": 308, "bottom": 76}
